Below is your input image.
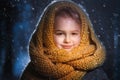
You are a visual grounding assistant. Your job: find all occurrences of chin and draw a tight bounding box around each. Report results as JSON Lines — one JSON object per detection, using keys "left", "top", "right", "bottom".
{"left": 64, "top": 49, "right": 72, "bottom": 52}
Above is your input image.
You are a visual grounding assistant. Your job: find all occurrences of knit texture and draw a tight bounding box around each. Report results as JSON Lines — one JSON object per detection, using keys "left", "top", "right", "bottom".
{"left": 20, "top": 1, "right": 106, "bottom": 80}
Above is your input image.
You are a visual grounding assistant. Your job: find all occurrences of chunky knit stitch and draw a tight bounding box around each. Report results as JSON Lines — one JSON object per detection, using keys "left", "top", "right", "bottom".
{"left": 20, "top": 1, "right": 106, "bottom": 80}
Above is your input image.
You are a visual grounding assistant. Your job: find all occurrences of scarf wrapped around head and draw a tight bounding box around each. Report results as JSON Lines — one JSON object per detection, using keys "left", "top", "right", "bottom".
{"left": 21, "top": 1, "right": 106, "bottom": 80}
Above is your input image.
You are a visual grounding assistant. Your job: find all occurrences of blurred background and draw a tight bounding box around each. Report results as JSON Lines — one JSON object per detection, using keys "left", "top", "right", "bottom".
{"left": 0, "top": 0, "right": 120, "bottom": 80}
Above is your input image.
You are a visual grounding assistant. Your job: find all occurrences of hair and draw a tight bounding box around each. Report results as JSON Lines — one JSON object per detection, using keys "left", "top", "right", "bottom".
{"left": 54, "top": 7, "right": 81, "bottom": 25}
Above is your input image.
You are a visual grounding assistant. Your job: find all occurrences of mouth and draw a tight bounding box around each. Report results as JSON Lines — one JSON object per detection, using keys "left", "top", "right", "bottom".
{"left": 62, "top": 45, "right": 72, "bottom": 49}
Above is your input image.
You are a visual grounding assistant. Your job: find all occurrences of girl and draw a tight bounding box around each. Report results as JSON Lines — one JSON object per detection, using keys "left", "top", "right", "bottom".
{"left": 20, "top": 0, "right": 108, "bottom": 80}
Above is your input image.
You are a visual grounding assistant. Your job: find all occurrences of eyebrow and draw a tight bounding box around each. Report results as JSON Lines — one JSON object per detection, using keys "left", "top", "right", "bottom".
{"left": 72, "top": 30, "right": 80, "bottom": 32}
{"left": 54, "top": 29, "right": 66, "bottom": 31}
{"left": 54, "top": 29, "right": 80, "bottom": 32}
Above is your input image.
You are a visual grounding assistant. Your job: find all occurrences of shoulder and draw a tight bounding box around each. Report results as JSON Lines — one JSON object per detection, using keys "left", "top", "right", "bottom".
{"left": 82, "top": 68, "right": 110, "bottom": 80}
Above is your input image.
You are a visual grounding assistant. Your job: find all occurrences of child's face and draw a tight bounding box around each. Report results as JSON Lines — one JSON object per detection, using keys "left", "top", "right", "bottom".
{"left": 54, "top": 17, "right": 81, "bottom": 52}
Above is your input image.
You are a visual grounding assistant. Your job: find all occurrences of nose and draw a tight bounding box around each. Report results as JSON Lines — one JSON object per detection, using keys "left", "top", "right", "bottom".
{"left": 64, "top": 35, "right": 71, "bottom": 43}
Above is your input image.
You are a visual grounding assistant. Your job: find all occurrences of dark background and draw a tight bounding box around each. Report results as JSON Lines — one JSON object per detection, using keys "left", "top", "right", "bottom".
{"left": 0, "top": 0, "right": 120, "bottom": 80}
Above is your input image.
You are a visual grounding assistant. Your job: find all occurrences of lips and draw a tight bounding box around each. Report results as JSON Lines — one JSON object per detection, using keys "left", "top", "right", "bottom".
{"left": 62, "top": 45, "right": 72, "bottom": 49}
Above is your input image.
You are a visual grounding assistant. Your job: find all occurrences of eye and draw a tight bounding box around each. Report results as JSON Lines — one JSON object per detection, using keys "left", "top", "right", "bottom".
{"left": 72, "top": 33, "right": 79, "bottom": 35}
{"left": 56, "top": 33, "right": 63, "bottom": 35}
{"left": 54, "top": 31, "right": 64, "bottom": 36}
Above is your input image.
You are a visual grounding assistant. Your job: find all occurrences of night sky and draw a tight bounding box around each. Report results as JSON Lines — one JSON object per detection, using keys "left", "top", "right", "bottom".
{"left": 0, "top": 0, "right": 120, "bottom": 80}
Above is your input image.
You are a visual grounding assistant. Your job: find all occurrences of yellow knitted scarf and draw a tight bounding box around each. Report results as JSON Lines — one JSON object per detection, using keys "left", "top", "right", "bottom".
{"left": 21, "top": 1, "right": 106, "bottom": 80}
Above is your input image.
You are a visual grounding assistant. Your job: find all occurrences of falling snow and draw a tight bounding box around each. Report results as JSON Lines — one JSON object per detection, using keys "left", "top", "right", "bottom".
{"left": 92, "top": 9, "right": 95, "bottom": 12}
{"left": 93, "top": 20, "right": 97, "bottom": 23}
{"left": 97, "top": 35, "right": 101, "bottom": 38}
{"left": 32, "top": 7, "right": 35, "bottom": 10}
{"left": 100, "top": 27, "right": 103, "bottom": 30}
{"left": 113, "top": 13, "right": 119, "bottom": 17}
{"left": 103, "top": 4, "right": 106, "bottom": 7}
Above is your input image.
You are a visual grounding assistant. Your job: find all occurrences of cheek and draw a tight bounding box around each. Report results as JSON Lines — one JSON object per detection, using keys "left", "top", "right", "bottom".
{"left": 53, "top": 35, "right": 63, "bottom": 46}
{"left": 73, "top": 37, "right": 80, "bottom": 46}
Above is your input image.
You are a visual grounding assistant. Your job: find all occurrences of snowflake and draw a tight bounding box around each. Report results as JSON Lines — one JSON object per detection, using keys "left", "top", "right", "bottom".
{"left": 12, "top": 4, "right": 15, "bottom": 7}
{"left": 97, "top": 35, "right": 101, "bottom": 38}
{"left": 12, "top": 39, "right": 15, "bottom": 43}
{"left": 100, "top": 27, "right": 103, "bottom": 30}
{"left": 93, "top": 20, "right": 97, "bottom": 23}
{"left": 32, "top": 7, "right": 35, "bottom": 10}
{"left": 118, "top": 34, "right": 120, "bottom": 37}
{"left": 19, "top": 25, "right": 23, "bottom": 29}
{"left": 103, "top": 4, "right": 106, "bottom": 8}
{"left": 3, "top": 8, "right": 6, "bottom": 11}
{"left": 81, "top": 1, "right": 84, "bottom": 4}
{"left": 91, "top": 9, "right": 95, "bottom": 12}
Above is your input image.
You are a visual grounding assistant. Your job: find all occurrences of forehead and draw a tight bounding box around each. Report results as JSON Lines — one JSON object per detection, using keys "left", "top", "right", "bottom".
{"left": 54, "top": 17, "right": 80, "bottom": 31}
